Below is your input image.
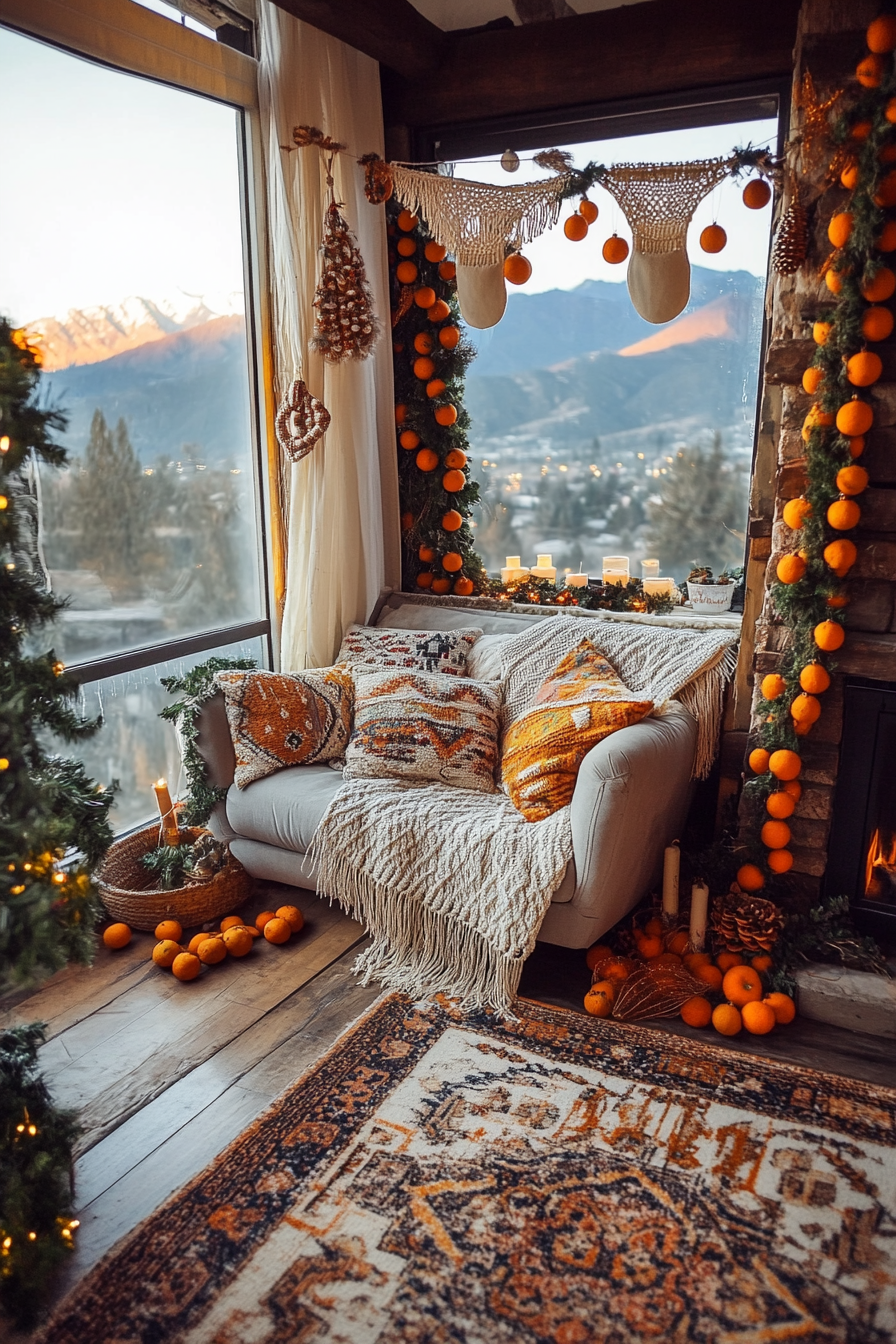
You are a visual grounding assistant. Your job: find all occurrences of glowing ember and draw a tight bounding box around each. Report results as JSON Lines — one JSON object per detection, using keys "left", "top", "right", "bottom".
{"left": 865, "top": 827, "right": 896, "bottom": 900}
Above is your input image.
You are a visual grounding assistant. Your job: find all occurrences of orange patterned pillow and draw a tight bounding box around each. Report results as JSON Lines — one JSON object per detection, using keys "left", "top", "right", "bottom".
{"left": 501, "top": 639, "right": 653, "bottom": 821}
{"left": 215, "top": 666, "right": 353, "bottom": 788}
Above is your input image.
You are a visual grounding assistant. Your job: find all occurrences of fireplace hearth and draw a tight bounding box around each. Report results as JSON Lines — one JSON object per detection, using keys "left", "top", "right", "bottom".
{"left": 826, "top": 679, "right": 896, "bottom": 941}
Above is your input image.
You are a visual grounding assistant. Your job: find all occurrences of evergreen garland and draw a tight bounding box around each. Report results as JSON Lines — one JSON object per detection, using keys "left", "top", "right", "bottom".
{"left": 158, "top": 655, "right": 256, "bottom": 826}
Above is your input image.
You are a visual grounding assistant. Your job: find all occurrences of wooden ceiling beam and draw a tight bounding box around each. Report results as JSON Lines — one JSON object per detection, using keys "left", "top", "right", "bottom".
{"left": 270, "top": 0, "right": 446, "bottom": 78}
{"left": 382, "top": 0, "right": 800, "bottom": 132}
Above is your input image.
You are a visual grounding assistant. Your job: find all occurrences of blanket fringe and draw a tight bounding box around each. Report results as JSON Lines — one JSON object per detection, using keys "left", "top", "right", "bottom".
{"left": 316, "top": 854, "right": 523, "bottom": 1019}
{"left": 675, "top": 642, "right": 740, "bottom": 778}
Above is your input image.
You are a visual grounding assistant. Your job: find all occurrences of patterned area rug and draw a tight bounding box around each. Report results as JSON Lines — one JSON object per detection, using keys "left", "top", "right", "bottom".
{"left": 39, "top": 995, "right": 896, "bottom": 1343}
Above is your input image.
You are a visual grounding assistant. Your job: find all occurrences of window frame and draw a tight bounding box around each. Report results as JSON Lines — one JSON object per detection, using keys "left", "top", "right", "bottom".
{"left": 0, "top": 0, "right": 282, "bottom": 680}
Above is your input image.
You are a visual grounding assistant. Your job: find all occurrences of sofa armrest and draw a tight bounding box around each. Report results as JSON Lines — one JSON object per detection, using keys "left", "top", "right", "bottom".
{"left": 538, "top": 702, "right": 697, "bottom": 947}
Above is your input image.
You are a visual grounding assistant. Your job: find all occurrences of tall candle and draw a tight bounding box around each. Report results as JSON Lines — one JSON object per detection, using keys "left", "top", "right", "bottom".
{"left": 602, "top": 555, "right": 629, "bottom": 586}
{"left": 530, "top": 553, "right": 556, "bottom": 582}
{"left": 690, "top": 881, "right": 709, "bottom": 952}
{"left": 153, "top": 778, "right": 179, "bottom": 847}
{"left": 662, "top": 841, "right": 680, "bottom": 920}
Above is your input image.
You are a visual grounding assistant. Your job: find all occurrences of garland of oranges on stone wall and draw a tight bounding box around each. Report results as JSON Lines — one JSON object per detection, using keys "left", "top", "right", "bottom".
{"left": 738, "top": 13, "right": 896, "bottom": 895}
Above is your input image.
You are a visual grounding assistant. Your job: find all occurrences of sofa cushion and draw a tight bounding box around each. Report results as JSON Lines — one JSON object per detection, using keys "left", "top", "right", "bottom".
{"left": 216, "top": 666, "right": 353, "bottom": 788}
{"left": 502, "top": 639, "right": 653, "bottom": 821}
{"left": 224, "top": 764, "right": 345, "bottom": 854}
{"left": 344, "top": 670, "right": 500, "bottom": 793}
{"left": 337, "top": 623, "right": 482, "bottom": 676}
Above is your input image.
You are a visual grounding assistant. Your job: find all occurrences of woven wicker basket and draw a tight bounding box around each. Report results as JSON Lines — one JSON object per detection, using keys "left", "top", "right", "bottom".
{"left": 97, "top": 823, "right": 252, "bottom": 931}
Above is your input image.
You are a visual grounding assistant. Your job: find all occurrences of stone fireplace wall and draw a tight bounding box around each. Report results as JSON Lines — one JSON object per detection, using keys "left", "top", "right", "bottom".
{"left": 731, "top": 0, "right": 896, "bottom": 897}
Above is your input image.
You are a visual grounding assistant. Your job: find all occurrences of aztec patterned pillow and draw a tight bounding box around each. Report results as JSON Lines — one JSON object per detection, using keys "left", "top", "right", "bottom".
{"left": 215, "top": 666, "right": 354, "bottom": 789}
{"left": 501, "top": 639, "right": 653, "bottom": 822}
{"left": 336, "top": 623, "right": 482, "bottom": 676}
{"left": 344, "top": 670, "right": 500, "bottom": 793}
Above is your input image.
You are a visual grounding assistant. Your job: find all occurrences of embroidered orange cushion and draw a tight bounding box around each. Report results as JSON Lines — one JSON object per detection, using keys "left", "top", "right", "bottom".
{"left": 501, "top": 639, "right": 653, "bottom": 821}
{"left": 215, "top": 666, "right": 354, "bottom": 788}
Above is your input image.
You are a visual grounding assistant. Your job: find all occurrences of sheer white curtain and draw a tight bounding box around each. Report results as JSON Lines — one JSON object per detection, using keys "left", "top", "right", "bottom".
{"left": 257, "top": 2, "right": 400, "bottom": 670}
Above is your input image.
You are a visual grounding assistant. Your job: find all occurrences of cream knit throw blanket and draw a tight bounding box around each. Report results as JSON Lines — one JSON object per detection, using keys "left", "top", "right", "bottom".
{"left": 311, "top": 617, "right": 739, "bottom": 1016}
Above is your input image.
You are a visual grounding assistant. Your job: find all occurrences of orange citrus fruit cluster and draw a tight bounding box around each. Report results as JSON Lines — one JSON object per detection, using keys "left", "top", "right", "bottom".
{"left": 144, "top": 905, "right": 305, "bottom": 983}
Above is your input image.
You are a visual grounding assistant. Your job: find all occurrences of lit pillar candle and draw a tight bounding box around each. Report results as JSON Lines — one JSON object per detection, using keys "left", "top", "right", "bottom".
{"left": 153, "top": 778, "right": 180, "bottom": 847}
{"left": 643, "top": 577, "right": 674, "bottom": 597}
{"left": 662, "top": 841, "right": 680, "bottom": 921}
{"left": 530, "top": 554, "right": 556, "bottom": 581}
{"left": 500, "top": 555, "right": 529, "bottom": 583}
{"left": 602, "top": 555, "right": 629, "bottom": 585}
{"left": 641, "top": 558, "right": 660, "bottom": 580}
{"left": 566, "top": 569, "right": 588, "bottom": 588}
{"left": 690, "top": 881, "right": 709, "bottom": 952}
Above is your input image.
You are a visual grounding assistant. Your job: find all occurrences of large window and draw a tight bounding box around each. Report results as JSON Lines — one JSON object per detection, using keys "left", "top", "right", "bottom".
{"left": 0, "top": 21, "right": 269, "bottom": 829}
{"left": 462, "top": 118, "right": 777, "bottom": 585}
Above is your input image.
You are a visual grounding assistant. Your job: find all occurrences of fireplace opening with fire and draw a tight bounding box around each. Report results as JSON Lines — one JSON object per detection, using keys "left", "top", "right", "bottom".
{"left": 865, "top": 829, "right": 896, "bottom": 904}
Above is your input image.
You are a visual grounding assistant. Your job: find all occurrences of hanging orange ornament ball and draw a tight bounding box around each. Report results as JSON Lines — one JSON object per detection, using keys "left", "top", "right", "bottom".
{"left": 414, "top": 332, "right": 433, "bottom": 355}
{"left": 400, "top": 510, "right": 414, "bottom": 531}
{"left": 849, "top": 436, "right": 866, "bottom": 458}
{"left": 827, "top": 212, "right": 853, "bottom": 247}
{"left": 503, "top": 253, "right": 532, "bottom": 285}
{"left": 802, "top": 405, "right": 834, "bottom": 440}
{"left": 435, "top": 404, "right": 458, "bottom": 426}
{"left": 418, "top": 544, "right": 435, "bottom": 562}
{"left": 875, "top": 171, "right": 896, "bottom": 208}
{"left": 761, "top": 673, "right": 786, "bottom": 700}
{"left": 766, "top": 791, "right": 796, "bottom": 820}
{"left": 791, "top": 693, "right": 821, "bottom": 726}
{"left": 827, "top": 592, "right": 850, "bottom": 608}
{"left": 445, "top": 448, "right": 467, "bottom": 469}
{"left": 800, "top": 663, "right": 831, "bottom": 694}
{"left": 424, "top": 241, "right": 447, "bottom": 262}
{"left": 700, "top": 224, "right": 727, "bottom": 253}
{"left": 862, "top": 305, "right": 895, "bottom": 341}
{"left": 826, "top": 267, "right": 844, "bottom": 294}
{"left": 602, "top": 234, "right": 629, "bottom": 264}
{"left": 767, "top": 849, "right": 794, "bottom": 875}
{"left": 453, "top": 576, "right": 474, "bottom": 596}
{"left": 847, "top": 351, "right": 883, "bottom": 386}
{"left": 769, "top": 749, "right": 802, "bottom": 780}
{"left": 851, "top": 120, "right": 873, "bottom": 140}
{"left": 782, "top": 497, "right": 812, "bottom": 530}
{"left": 396, "top": 237, "right": 416, "bottom": 257}
{"left": 579, "top": 198, "right": 599, "bottom": 223}
{"left": 441, "top": 510, "right": 463, "bottom": 532}
{"left": 749, "top": 747, "right": 771, "bottom": 774}
{"left": 442, "top": 468, "right": 465, "bottom": 492}
{"left": 868, "top": 13, "right": 896, "bottom": 51}
{"left": 857, "top": 53, "right": 886, "bottom": 87}
{"left": 426, "top": 378, "right": 447, "bottom": 399}
{"left": 415, "top": 448, "right": 439, "bottom": 472}
{"left": 862, "top": 267, "right": 896, "bottom": 301}
{"left": 824, "top": 538, "right": 858, "bottom": 574}
{"left": 399, "top": 429, "right": 420, "bottom": 450}
{"left": 761, "top": 819, "right": 792, "bottom": 849}
{"left": 431, "top": 577, "right": 451, "bottom": 594}
{"left": 438, "top": 260, "right": 456, "bottom": 281}
{"left": 441, "top": 551, "right": 463, "bottom": 572}
{"left": 396, "top": 261, "right": 418, "bottom": 284}
{"left": 801, "top": 366, "right": 824, "bottom": 395}
{"left": 564, "top": 214, "right": 588, "bottom": 241}
{"left": 439, "top": 325, "right": 461, "bottom": 350}
{"left": 813, "top": 320, "right": 832, "bottom": 345}
{"left": 840, "top": 161, "right": 860, "bottom": 191}
{"left": 743, "top": 179, "right": 771, "bottom": 209}
{"left": 736, "top": 863, "right": 765, "bottom": 891}
{"left": 413, "top": 356, "right": 435, "bottom": 380}
{"left": 776, "top": 553, "right": 807, "bottom": 584}
{"left": 414, "top": 287, "right": 437, "bottom": 309}
{"left": 836, "top": 465, "right": 869, "bottom": 495}
{"left": 836, "top": 398, "right": 874, "bottom": 436}
{"left": 428, "top": 300, "right": 451, "bottom": 323}
{"left": 395, "top": 403, "right": 407, "bottom": 425}
{"left": 877, "top": 219, "right": 896, "bottom": 251}
{"left": 827, "top": 498, "right": 861, "bottom": 530}
{"left": 397, "top": 209, "right": 418, "bottom": 232}
{"left": 814, "top": 620, "right": 845, "bottom": 652}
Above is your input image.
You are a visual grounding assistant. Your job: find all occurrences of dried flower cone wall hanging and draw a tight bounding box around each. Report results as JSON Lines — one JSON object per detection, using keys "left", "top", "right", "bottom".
{"left": 311, "top": 201, "right": 381, "bottom": 362}
{"left": 275, "top": 379, "right": 331, "bottom": 463}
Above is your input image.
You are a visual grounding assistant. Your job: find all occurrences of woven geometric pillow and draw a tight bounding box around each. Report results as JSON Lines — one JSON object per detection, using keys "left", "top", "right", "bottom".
{"left": 215, "top": 666, "right": 354, "bottom": 789}
{"left": 336, "top": 623, "right": 482, "bottom": 676}
{"left": 501, "top": 639, "right": 653, "bottom": 821}
{"left": 344, "top": 670, "right": 500, "bottom": 793}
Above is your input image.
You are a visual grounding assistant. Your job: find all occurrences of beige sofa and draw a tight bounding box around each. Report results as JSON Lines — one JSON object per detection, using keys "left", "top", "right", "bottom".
{"left": 195, "top": 597, "right": 698, "bottom": 948}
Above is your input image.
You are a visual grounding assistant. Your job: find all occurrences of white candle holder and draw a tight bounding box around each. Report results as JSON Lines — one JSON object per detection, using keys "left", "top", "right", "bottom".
{"left": 602, "top": 555, "right": 629, "bottom": 586}
{"left": 530, "top": 553, "right": 557, "bottom": 582}
{"left": 643, "top": 577, "right": 674, "bottom": 597}
{"left": 641, "top": 558, "right": 660, "bottom": 580}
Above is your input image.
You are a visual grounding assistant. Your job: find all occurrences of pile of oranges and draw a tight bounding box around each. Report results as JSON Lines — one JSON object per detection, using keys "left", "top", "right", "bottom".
{"left": 584, "top": 913, "right": 795, "bottom": 1038}
{"left": 101, "top": 904, "right": 305, "bottom": 983}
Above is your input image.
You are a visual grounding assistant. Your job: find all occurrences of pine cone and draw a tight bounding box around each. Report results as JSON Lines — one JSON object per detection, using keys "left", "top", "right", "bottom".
{"left": 710, "top": 889, "right": 784, "bottom": 955}
{"left": 772, "top": 200, "right": 809, "bottom": 275}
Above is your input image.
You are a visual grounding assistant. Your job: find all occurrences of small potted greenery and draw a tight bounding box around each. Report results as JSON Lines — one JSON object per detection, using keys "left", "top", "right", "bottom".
{"left": 683, "top": 566, "right": 743, "bottom": 613}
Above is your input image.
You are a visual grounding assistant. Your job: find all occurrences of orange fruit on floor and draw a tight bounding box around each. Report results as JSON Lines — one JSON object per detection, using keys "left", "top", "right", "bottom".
{"left": 602, "top": 958, "right": 633, "bottom": 984}
{"left": 800, "top": 663, "right": 831, "bottom": 695}
{"left": 583, "top": 984, "right": 613, "bottom": 1017}
{"left": 655, "top": 952, "right": 682, "bottom": 967}
{"left": 762, "top": 675, "right": 787, "bottom": 702}
{"left": 666, "top": 930, "right": 690, "bottom": 955}
{"left": 736, "top": 863, "right": 765, "bottom": 892}
{"left": 680, "top": 996, "right": 713, "bottom": 1027}
{"left": 399, "top": 429, "right": 420, "bottom": 450}
{"left": 503, "top": 253, "right": 532, "bottom": 284}
{"left": 260, "top": 919, "right": 288, "bottom": 940}
{"left": 397, "top": 209, "right": 418, "bottom": 231}
{"left": 413, "top": 332, "right": 433, "bottom": 355}
{"left": 782, "top": 497, "right": 812, "bottom": 530}
{"left": 814, "top": 620, "right": 845, "bottom": 652}
{"left": 590, "top": 978, "right": 617, "bottom": 1003}
{"left": 722, "top": 965, "right": 764, "bottom": 1006}
{"left": 223, "top": 926, "right": 253, "bottom": 957}
{"left": 442, "top": 468, "right": 466, "bottom": 492}
{"left": 716, "top": 951, "right": 744, "bottom": 972}
{"left": 801, "top": 366, "right": 823, "bottom": 395}
{"left": 700, "top": 224, "right": 727, "bottom": 253}
{"left": 435, "top": 405, "right": 458, "bottom": 426}
{"left": 428, "top": 299, "right": 451, "bottom": 322}
{"left": 861, "top": 267, "right": 896, "bottom": 302}
{"left": 847, "top": 351, "right": 883, "bottom": 387}
{"left": 749, "top": 747, "right": 770, "bottom": 774}
{"left": 741, "top": 1000, "right": 776, "bottom": 1035}
{"left": 862, "top": 305, "right": 894, "bottom": 341}
{"left": 197, "top": 936, "right": 227, "bottom": 965}
{"left": 812, "top": 321, "right": 832, "bottom": 345}
{"left": 742, "top": 179, "right": 771, "bottom": 210}
{"left": 827, "top": 212, "right": 853, "bottom": 247}
{"left": 683, "top": 951, "right": 712, "bottom": 972}
{"left": 751, "top": 953, "right": 773, "bottom": 973}
{"left": 836, "top": 465, "right": 869, "bottom": 496}
{"left": 444, "top": 449, "right": 467, "bottom": 469}
{"left": 857, "top": 53, "right": 886, "bottom": 87}
{"left": 439, "top": 325, "right": 461, "bottom": 350}
{"left": 442, "top": 509, "right": 463, "bottom": 531}
{"left": 395, "top": 260, "right": 418, "bottom": 285}
{"left": 645, "top": 916, "right": 664, "bottom": 937}
{"left": 790, "top": 693, "right": 821, "bottom": 726}
{"left": 424, "top": 241, "right": 447, "bottom": 262}
{"left": 221, "top": 915, "right": 243, "bottom": 932}
{"left": 782, "top": 779, "right": 802, "bottom": 801}
{"left": 694, "top": 963, "right": 723, "bottom": 991}
{"left": 712, "top": 1003, "right": 742, "bottom": 1036}
{"left": 768, "top": 852, "right": 792, "bottom": 878}
{"left": 441, "top": 551, "right": 463, "bottom": 572}
{"left": 769, "top": 749, "right": 802, "bottom": 781}
{"left": 276, "top": 905, "right": 304, "bottom": 933}
{"left": 824, "top": 538, "right": 857, "bottom": 574}
{"left": 188, "top": 932, "right": 208, "bottom": 955}
{"left": 172, "top": 952, "right": 201, "bottom": 981}
{"left": 579, "top": 198, "right": 599, "bottom": 223}
{"left": 152, "top": 939, "right": 182, "bottom": 968}
{"left": 766, "top": 791, "right": 796, "bottom": 820}
{"left": 416, "top": 448, "right": 439, "bottom": 472}
{"left": 602, "top": 234, "right": 629, "bottom": 264}
{"left": 396, "top": 237, "right": 416, "bottom": 257}
{"left": 438, "top": 260, "right": 456, "bottom": 281}
{"left": 564, "top": 214, "right": 588, "bottom": 241}
{"left": 103, "top": 922, "right": 132, "bottom": 949}
{"left": 776, "top": 554, "right": 806, "bottom": 584}
{"left": 585, "top": 942, "right": 613, "bottom": 970}
{"left": 828, "top": 498, "right": 861, "bottom": 531}
{"left": 868, "top": 13, "right": 896, "bottom": 51}
{"left": 764, "top": 991, "right": 796, "bottom": 1024}
{"left": 639, "top": 935, "right": 663, "bottom": 959}
{"left": 414, "top": 287, "right": 436, "bottom": 309}
{"left": 155, "top": 919, "right": 182, "bottom": 943}
{"left": 416, "top": 572, "right": 433, "bottom": 589}
{"left": 836, "top": 398, "right": 873, "bottom": 437}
